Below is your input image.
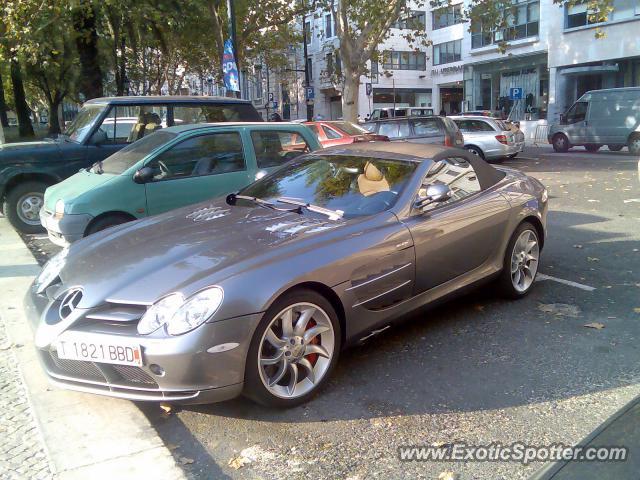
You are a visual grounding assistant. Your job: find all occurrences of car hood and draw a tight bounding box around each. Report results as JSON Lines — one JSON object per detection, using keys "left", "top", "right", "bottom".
{"left": 0, "top": 138, "right": 62, "bottom": 164}
{"left": 44, "top": 169, "right": 118, "bottom": 212}
{"left": 59, "top": 198, "right": 355, "bottom": 307}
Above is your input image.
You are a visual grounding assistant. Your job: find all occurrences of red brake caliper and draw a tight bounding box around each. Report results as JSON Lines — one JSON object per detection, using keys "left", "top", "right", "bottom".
{"left": 305, "top": 319, "right": 319, "bottom": 366}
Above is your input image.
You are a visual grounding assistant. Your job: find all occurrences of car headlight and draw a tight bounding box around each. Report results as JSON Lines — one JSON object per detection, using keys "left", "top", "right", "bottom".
{"left": 55, "top": 199, "right": 65, "bottom": 218}
{"left": 541, "top": 188, "right": 548, "bottom": 203}
{"left": 35, "top": 247, "right": 69, "bottom": 294}
{"left": 136, "top": 287, "right": 224, "bottom": 336}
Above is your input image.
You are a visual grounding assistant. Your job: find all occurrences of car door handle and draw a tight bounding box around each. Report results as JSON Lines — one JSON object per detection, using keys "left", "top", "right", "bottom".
{"left": 395, "top": 240, "right": 412, "bottom": 250}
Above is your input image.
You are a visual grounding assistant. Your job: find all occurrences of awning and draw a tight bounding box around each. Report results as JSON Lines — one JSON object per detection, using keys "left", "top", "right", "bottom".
{"left": 561, "top": 64, "right": 619, "bottom": 75}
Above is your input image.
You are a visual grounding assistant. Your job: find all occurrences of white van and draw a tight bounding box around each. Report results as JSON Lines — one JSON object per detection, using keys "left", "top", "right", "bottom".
{"left": 548, "top": 87, "right": 640, "bottom": 154}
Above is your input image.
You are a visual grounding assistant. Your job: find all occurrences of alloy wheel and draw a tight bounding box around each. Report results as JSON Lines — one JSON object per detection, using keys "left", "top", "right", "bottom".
{"left": 510, "top": 229, "right": 539, "bottom": 293}
{"left": 258, "top": 302, "right": 335, "bottom": 399}
{"left": 17, "top": 192, "right": 44, "bottom": 225}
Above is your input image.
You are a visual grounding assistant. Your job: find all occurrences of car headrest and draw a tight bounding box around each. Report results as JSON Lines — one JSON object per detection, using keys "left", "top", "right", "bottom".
{"left": 364, "top": 162, "right": 384, "bottom": 181}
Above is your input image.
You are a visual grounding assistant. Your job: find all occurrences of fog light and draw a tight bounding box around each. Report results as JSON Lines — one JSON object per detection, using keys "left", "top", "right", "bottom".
{"left": 149, "top": 364, "right": 165, "bottom": 376}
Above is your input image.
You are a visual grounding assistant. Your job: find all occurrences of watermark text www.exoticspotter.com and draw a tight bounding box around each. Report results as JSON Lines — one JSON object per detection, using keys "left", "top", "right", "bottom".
{"left": 398, "top": 442, "right": 627, "bottom": 465}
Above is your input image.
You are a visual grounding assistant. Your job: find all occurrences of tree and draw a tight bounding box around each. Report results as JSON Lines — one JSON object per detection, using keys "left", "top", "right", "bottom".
{"left": 326, "top": 0, "right": 427, "bottom": 122}
{"left": 0, "top": 70, "right": 9, "bottom": 128}
{"left": 72, "top": 0, "right": 104, "bottom": 99}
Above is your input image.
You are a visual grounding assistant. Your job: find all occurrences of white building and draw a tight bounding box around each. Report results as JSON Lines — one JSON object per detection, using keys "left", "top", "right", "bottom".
{"left": 306, "top": 0, "right": 640, "bottom": 124}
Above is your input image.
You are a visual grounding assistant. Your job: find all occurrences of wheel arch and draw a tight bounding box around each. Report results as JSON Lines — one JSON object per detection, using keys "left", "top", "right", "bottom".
{"left": 2, "top": 172, "right": 59, "bottom": 200}
{"left": 521, "top": 215, "right": 545, "bottom": 250}
{"left": 83, "top": 210, "right": 138, "bottom": 236}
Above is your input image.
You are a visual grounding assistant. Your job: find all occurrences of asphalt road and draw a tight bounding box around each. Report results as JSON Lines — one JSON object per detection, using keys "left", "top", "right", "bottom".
{"left": 20, "top": 146, "right": 640, "bottom": 480}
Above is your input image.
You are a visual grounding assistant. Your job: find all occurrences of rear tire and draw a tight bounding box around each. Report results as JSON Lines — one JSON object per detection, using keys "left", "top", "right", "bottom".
{"left": 244, "top": 289, "right": 341, "bottom": 408}
{"left": 585, "top": 144, "right": 600, "bottom": 152}
{"left": 497, "top": 222, "right": 540, "bottom": 299}
{"left": 84, "top": 214, "right": 132, "bottom": 237}
{"left": 3, "top": 181, "right": 48, "bottom": 234}
{"left": 628, "top": 134, "right": 640, "bottom": 155}
{"left": 465, "top": 145, "right": 485, "bottom": 160}
{"left": 607, "top": 145, "right": 623, "bottom": 152}
{"left": 552, "top": 133, "right": 570, "bottom": 153}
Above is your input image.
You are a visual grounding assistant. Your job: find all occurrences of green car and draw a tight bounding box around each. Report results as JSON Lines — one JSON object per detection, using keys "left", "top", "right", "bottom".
{"left": 40, "top": 122, "right": 320, "bottom": 246}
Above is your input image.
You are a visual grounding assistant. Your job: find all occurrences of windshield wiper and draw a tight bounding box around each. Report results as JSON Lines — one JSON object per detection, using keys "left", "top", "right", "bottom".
{"left": 227, "top": 194, "right": 302, "bottom": 213}
{"left": 276, "top": 197, "right": 344, "bottom": 220}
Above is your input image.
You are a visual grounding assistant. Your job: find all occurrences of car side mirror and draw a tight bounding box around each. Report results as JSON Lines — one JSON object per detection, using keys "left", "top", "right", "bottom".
{"left": 90, "top": 129, "right": 108, "bottom": 146}
{"left": 414, "top": 184, "right": 452, "bottom": 210}
{"left": 559, "top": 114, "right": 566, "bottom": 124}
{"left": 133, "top": 166, "right": 154, "bottom": 184}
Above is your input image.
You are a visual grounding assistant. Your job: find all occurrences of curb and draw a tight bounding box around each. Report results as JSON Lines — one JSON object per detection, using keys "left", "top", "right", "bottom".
{"left": 0, "top": 218, "right": 186, "bottom": 480}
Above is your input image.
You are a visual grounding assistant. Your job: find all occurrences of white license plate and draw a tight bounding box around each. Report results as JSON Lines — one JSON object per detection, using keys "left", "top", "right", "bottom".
{"left": 56, "top": 332, "right": 143, "bottom": 367}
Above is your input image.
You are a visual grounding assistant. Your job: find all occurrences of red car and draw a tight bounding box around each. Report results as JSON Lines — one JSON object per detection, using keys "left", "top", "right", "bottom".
{"left": 304, "top": 121, "right": 389, "bottom": 148}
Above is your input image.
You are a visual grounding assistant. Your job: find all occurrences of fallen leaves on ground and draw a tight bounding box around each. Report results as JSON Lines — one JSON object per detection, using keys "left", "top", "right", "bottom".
{"left": 438, "top": 471, "right": 459, "bottom": 480}
{"left": 538, "top": 303, "right": 581, "bottom": 318}
{"left": 634, "top": 308, "right": 640, "bottom": 314}
{"left": 584, "top": 322, "right": 605, "bottom": 330}
{"left": 587, "top": 257, "right": 599, "bottom": 262}
{"left": 573, "top": 244, "right": 583, "bottom": 249}
{"left": 160, "top": 403, "right": 173, "bottom": 414}
{"left": 228, "top": 456, "right": 251, "bottom": 470}
{"left": 179, "top": 457, "right": 194, "bottom": 465}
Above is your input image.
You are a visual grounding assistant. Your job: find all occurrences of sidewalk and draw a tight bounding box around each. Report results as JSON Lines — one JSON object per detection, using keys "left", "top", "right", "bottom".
{"left": 0, "top": 218, "right": 186, "bottom": 480}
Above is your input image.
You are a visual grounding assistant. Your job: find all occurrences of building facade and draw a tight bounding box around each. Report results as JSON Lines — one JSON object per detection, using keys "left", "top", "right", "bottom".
{"left": 305, "top": 0, "right": 640, "bottom": 123}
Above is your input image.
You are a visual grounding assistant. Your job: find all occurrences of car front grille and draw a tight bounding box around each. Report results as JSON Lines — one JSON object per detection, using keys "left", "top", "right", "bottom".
{"left": 45, "top": 350, "right": 158, "bottom": 389}
{"left": 111, "top": 364, "right": 157, "bottom": 386}
{"left": 49, "top": 350, "right": 105, "bottom": 381}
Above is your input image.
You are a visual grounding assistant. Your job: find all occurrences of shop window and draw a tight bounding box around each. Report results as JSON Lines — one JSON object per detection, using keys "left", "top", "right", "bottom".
{"left": 471, "top": 0, "right": 539, "bottom": 48}
{"left": 432, "top": 4, "right": 464, "bottom": 30}
{"left": 392, "top": 10, "right": 426, "bottom": 30}
{"left": 382, "top": 51, "right": 426, "bottom": 71}
{"left": 433, "top": 40, "right": 462, "bottom": 66}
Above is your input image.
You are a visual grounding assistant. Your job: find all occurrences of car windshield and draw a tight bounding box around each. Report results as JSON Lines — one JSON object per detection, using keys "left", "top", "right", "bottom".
{"left": 239, "top": 154, "right": 417, "bottom": 218}
{"left": 64, "top": 104, "right": 106, "bottom": 143}
{"left": 100, "top": 131, "right": 177, "bottom": 175}
{"left": 329, "top": 122, "right": 370, "bottom": 136}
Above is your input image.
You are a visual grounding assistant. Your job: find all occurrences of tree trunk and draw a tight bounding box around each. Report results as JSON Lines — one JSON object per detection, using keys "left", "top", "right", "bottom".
{"left": 47, "top": 99, "right": 62, "bottom": 135}
{"left": 341, "top": 70, "right": 360, "bottom": 123}
{"left": 0, "top": 70, "right": 8, "bottom": 127}
{"left": 73, "top": 3, "right": 104, "bottom": 99}
{"left": 10, "top": 59, "right": 34, "bottom": 138}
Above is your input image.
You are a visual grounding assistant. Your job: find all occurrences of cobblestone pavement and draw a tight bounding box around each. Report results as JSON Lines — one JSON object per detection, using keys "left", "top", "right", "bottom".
{"left": 0, "top": 317, "right": 53, "bottom": 480}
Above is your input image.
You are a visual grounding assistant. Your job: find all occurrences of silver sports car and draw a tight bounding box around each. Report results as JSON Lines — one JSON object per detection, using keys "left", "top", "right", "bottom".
{"left": 25, "top": 142, "right": 548, "bottom": 407}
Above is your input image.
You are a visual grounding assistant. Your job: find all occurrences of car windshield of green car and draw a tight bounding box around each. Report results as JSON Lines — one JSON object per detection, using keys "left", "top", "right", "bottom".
{"left": 239, "top": 155, "right": 417, "bottom": 218}
{"left": 64, "top": 104, "right": 106, "bottom": 143}
{"left": 99, "top": 131, "right": 178, "bottom": 175}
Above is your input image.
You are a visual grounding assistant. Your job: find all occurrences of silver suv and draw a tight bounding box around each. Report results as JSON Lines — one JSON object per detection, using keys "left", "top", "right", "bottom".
{"left": 451, "top": 116, "right": 524, "bottom": 163}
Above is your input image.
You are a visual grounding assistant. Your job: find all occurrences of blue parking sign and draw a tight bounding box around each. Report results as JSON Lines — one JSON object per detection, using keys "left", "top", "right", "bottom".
{"left": 306, "top": 87, "right": 315, "bottom": 100}
{"left": 510, "top": 87, "right": 523, "bottom": 100}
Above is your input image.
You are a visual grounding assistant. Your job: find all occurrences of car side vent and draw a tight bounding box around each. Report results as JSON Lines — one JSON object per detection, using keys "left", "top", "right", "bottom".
{"left": 186, "top": 205, "right": 230, "bottom": 222}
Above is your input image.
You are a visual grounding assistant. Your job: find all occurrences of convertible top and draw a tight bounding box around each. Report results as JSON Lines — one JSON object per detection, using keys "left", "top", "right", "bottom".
{"left": 321, "top": 142, "right": 506, "bottom": 190}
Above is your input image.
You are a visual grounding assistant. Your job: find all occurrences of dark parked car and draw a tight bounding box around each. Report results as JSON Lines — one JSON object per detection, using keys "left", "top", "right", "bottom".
{"left": 363, "top": 116, "right": 464, "bottom": 148}
{"left": 0, "top": 96, "right": 262, "bottom": 233}
{"left": 26, "top": 142, "right": 547, "bottom": 408}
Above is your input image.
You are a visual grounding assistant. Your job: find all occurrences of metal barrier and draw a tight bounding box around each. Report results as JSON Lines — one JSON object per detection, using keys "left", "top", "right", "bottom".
{"left": 533, "top": 124, "right": 550, "bottom": 146}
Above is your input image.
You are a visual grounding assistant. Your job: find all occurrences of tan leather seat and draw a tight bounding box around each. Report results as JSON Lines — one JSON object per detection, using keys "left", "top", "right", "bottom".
{"left": 357, "top": 162, "right": 390, "bottom": 196}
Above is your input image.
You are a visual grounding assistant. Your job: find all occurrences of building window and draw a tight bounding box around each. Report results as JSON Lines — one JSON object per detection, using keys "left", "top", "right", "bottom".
{"left": 325, "top": 13, "right": 333, "bottom": 38}
{"left": 471, "top": 0, "right": 539, "bottom": 48}
{"left": 304, "top": 21, "right": 312, "bottom": 44}
{"left": 392, "top": 10, "right": 426, "bottom": 30}
{"left": 433, "top": 40, "right": 462, "bottom": 65}
{"left": 566, "top": 0, "right": 636, "bottom": 28}
{"left": 370, "top": 60, "right": 379, "bottom": 84}
{"left": 432, "top": 4, "right": 464, "bottom": 29}
{"left": 382, "top": 51, "right": 426, "bottom": 71}
{"left": 325, "top": 53, "right": 334, "bottom": 75}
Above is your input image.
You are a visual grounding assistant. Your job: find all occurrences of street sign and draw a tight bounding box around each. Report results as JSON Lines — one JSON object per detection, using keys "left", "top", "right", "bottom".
{"left": 509, "top": 87, "right": 523, "bottom": 100}
{"left": 306, "top": 87, "right": 315, "bottom": 100}
{"left": 366, "top": 83, "right": 372, "bottom": 96}
{"left": 268, "top": 92, "right": 274, "bottom": 102}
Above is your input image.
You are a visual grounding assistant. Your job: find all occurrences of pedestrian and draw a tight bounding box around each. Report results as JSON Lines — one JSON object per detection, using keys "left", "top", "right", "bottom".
{"left": 270, "top": 112, "right": 282, "bottom": 122}
{"left": 439, "top": 109, "right": 447, "bottom": 117}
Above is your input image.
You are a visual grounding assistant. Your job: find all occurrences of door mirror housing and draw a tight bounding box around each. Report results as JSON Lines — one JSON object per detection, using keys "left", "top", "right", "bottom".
{"left": 90, "top": 129, "right": 108, "bottom": 146}
{"left": 133, "top": 166, "right": 154, "bottom": 184}
{"left": 559, "top": 113, "right": 566, "bottom": 124}
{"left": 414, "top": 184, "right": 452, "bottom": 210}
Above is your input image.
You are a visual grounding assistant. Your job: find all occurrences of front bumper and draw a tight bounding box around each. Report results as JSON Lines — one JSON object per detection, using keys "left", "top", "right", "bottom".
{"left": 40, "top": 208, "right": 93, "bottom": 247}
{"left": 24, "top": 284, "right": 262, "bottom": 404}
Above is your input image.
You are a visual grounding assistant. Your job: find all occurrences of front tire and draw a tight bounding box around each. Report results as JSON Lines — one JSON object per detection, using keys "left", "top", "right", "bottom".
{"left": 498, "top": 222, "right": 540, "bottom": 299}
{"left": 585, "top": 144, "right": 600, "bottom": 152}
{"left": 3, "top": 181, "right": 48, "bottom": 234}
{"left": 552, "top": 133, "right": 570, "bottom": 153}
{"left": 608, "top": 144, "right": 624, "bottom": 152}
{"left": 244, "top": 289, "right": 341, "bottom": 407}
{"left": 628, "top": 134, "right": 640, "bottom": 155}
